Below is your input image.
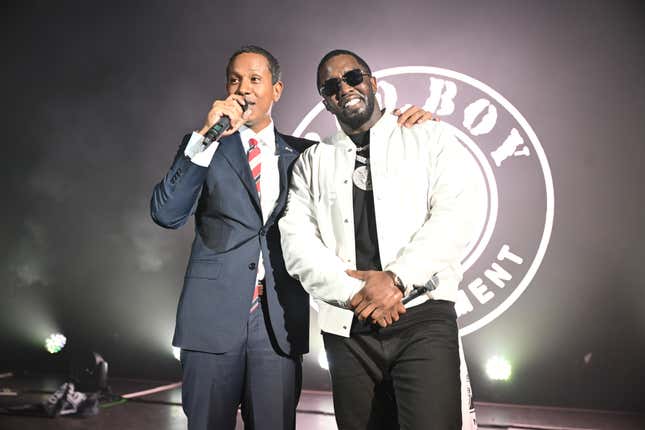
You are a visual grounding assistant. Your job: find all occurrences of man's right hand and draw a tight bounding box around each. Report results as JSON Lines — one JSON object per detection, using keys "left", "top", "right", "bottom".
{"left": 347, "top": 269, "right": 406, "bottom": 328}
{"left": 198, "top": 94, "right": 250, "bottom": 138}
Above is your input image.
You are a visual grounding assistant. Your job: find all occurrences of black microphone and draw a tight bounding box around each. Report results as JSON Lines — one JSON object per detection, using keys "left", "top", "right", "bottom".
{"left": 202, "top": 101, "right": 248, "bottom": 147}
{"left": 402, "top": 274, "right": 438, "bottom": 305}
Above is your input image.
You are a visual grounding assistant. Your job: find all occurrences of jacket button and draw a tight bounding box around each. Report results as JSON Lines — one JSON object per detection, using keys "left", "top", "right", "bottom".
{"left": 259, "top": 228, "right": 266, "bottom": 236}
{"left": 248, "top": 263, "right": 256, "bottom": 270}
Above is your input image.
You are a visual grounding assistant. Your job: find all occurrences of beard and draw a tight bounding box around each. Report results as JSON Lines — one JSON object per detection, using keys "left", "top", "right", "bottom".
{"left": 337, "top": 89, "right": 376, "bottom": 130}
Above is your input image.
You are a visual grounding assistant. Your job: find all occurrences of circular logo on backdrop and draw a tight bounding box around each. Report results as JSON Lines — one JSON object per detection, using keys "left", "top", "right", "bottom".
{"left": 293, "top": 66, "right": 554, "bottom": 336}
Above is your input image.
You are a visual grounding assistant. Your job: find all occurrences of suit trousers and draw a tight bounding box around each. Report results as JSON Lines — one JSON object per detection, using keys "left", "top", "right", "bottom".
{"left": 322, "top": 300, "right": 462, "bottom": 430}
{"left": 180, "top": 304, "right": 302, "bottom": 430}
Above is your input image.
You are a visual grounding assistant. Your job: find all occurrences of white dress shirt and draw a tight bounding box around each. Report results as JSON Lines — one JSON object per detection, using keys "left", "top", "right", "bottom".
{"left": 279, "top": 111, "right": 480, "bottom": 337}
{"left": 184, "top": 122, "right": 280, "bottom": 283}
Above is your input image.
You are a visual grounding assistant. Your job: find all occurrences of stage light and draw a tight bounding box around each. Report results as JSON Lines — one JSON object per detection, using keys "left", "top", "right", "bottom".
{"left": 172, "top": 346, "right": 181, "bottom": 361}
{"left": 45, "top": 333, "right": 67, "bottom": 354}
{"left": 486, "top": 355, "right": 512, "bottom": 381}
{"left": 318, "top": 349, "right": 329, "bottom": 370}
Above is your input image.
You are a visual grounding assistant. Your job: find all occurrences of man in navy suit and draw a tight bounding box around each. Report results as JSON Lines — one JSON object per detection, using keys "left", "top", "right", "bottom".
{"left": 151, "top": 46, "right": 313, "bottom": 430}
{"left": 151, "top": 45, "right": 433, "bottom": 430}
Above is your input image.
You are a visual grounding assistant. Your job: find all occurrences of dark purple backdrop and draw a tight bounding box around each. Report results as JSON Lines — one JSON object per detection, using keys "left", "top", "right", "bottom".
{"left": 2, "top": 0, "right": 644, "bottom": 412}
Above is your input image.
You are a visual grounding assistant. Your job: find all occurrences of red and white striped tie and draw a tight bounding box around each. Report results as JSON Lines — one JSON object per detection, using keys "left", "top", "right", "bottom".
{"left": 248, "top": 138, "right": 261, "bottom": 197}
{"left": 248, "top": 137, "right": 262, "bottom": 313}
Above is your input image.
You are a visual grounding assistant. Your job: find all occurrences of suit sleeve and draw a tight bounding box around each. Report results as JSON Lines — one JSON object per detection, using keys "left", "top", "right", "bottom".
{"left": 150, "top": 134, "right": 209, "bottom": 229}
{"left": 279, "top": 149, "right": 363, "bottom": 309}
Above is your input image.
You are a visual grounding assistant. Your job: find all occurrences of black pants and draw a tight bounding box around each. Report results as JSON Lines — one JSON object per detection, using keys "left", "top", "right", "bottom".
{"left": 323, "top": 300, "right": 461, "bottom": 430}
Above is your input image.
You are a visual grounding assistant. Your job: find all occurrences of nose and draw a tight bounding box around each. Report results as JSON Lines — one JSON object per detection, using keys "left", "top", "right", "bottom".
{"left": 237, "top": 78, "right": 252, "bottom": 95}
{"left": 337, "top": 79, "right": 354, "bottom": 97}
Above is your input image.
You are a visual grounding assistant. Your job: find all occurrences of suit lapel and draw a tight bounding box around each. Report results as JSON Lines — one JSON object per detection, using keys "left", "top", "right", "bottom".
{"left": 217, "top": 133, "right": 262, "bottom": 213}
{"left": 266, "top": 132, "right": 298, "bottom": 226}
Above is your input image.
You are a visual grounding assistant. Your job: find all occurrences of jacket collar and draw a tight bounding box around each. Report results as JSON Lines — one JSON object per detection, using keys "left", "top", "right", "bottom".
{"left": 217, "top": 128, "right": 299, "bottom": 223}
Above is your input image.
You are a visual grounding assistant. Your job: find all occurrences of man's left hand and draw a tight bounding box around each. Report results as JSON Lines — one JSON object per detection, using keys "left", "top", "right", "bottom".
{"left": 393, "top": 105, "right": 439, "bottom": 128}
{"left": 347, "top": 270, "right": 406, "bottom": 327}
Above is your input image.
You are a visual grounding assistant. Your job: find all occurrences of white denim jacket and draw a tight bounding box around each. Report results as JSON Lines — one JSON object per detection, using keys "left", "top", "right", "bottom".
{"left": 279, "top": 111, "right": 479, "bottom": 337}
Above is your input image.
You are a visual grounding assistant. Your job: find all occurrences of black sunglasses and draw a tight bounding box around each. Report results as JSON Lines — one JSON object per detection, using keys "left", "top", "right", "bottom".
{"left": 319, "top": 69, "right": 371, "bottom": 97}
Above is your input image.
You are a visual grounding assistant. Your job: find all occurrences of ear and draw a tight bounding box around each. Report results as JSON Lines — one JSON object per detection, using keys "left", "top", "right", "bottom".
{"left": 369, "top": 76, "right": 377, "bottom": 93}
{"left": 323, "top": 98, "right": 332, "bottom": 112}
{"left": 272, "top": 80, "right": 284, "bottom": 102}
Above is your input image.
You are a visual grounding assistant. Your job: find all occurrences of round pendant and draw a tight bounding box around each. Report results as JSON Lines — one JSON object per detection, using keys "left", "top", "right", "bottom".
{"left": 353, "top": 165, "right": 372, "bottom": 191}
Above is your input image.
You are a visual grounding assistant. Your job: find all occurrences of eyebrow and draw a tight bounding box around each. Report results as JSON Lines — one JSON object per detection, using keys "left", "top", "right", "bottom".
{"left": 230, "top": 66, "right": 266, "bottom": 73}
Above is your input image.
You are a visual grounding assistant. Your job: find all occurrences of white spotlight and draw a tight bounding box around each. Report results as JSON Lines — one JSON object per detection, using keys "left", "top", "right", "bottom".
{"left": 318, "top": 349, "right": 329, "bottom": 370}
{"left": 172, "top": 346, "right": 181, "bottom": 361}
{"left": 45, "top": 333, "right": 67, "bottom": 354}
{"left": 485, "top": 355, "right": 512, "bottom": 381}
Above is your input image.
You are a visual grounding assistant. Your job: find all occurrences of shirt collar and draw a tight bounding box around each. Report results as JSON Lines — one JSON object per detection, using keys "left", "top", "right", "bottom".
{"left": 239, "top": 121, "right": 276, "bottom": 153}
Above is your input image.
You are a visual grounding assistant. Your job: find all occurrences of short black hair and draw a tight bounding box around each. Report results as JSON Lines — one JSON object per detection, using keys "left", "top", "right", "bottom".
{"left": 316, "top": 49, "right": 372, "bottom": 88}
{"left": 227, "top": 45, "right": 281, "bottom": 84}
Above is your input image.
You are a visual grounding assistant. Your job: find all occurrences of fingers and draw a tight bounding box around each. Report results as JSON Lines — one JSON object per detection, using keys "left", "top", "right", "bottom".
{"left": 371, "top": 309, "right": 392, "bottom": 327}
{"left": 419, "top": 111, "right": 437, "bottom": 124}
{"left": 375, "top": 314, "right": 390, "bottom": 328}
{"left": 371, "top": 309, "right": 398, "bottom": 327}
{"left": 226, "top": 94, "right": 248, "bottom": 108}
{"left": 397, "top": 303, "right": 407, "bottom": 316}
{"left": 212, "top": 97, "right": 248, "bottom": 137}
{"left": 202, "top": 96, "right": 245, "bottom": 133}
{"left": 370, "top": 308, "right": 384, "bottom": 321}
{"left": 396, "top": 105, "right": 421, "bottom": 126}
{"left": 346, "top": 269, "right": 368, "bottom": 280}
{"left": 394, "top": 105, "right": 437, "bottom": 128}
{"left": 213, "top": 99, "right": 243, "bottom": 120}
{"left": 351, "top": 273, "right": 407, "bottom": 324}
{"left": 350, "top": 290, "right": 364, "bottom": 308}
{"left": 403, "top": 109, "right": 427, "bottom": 128}
{"left": 357, "top": 303, "right": 377, "bottom": 321}
{"left": 384, "top": 313, "right": 393, "bottom": 326}
{"left": 225, "top": 116, "right": 247, "bottom": 136}
{"left": 353, "top": 295, "right": 371, "bottom": 317}
{"left": 229, "top": 108, "right": 255, "bottom": 135}
{"left": 394, "top": 104, "right": 412, "bottom": 125}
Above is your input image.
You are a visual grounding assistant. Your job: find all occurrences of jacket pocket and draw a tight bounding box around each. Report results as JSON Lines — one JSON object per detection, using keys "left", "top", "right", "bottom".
{"left": 186, "top": 260, "right": 223, "bottom": 280}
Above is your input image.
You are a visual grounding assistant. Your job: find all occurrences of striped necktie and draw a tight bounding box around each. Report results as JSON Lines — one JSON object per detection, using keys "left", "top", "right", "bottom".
{"left": 248, "top": 138, "right": 261, "bottom": 197}
{"left": 248, "top": 137, "right": 262, "bottom": 312}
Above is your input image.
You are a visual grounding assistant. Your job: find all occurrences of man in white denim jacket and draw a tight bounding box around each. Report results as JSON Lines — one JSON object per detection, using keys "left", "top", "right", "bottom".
{"left": 280, "top": 49, "right": 479, "bottom": 429}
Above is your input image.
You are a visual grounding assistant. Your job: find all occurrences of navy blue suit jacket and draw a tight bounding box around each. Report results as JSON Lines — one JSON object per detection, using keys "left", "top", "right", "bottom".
{"left": 151, "top": 130, "right": 315, "bottom": 357}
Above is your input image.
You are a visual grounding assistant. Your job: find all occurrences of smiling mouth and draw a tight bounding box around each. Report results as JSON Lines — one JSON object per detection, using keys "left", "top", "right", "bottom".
{"left": 343, "top": 98, "right": 362, "bottom": 109}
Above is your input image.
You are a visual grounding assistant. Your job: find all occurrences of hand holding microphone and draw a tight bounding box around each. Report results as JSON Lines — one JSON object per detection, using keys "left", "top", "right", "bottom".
{"left": 198, "top": 95, "right": 251, "bottom": 146}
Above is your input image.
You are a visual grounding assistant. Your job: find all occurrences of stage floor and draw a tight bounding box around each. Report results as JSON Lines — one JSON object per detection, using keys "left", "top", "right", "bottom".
{"left": 1, "top": 373, "right": 643, "bottom": 429}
